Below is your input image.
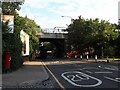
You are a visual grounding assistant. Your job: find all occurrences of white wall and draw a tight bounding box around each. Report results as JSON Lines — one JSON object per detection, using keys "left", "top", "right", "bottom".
{"left": 20, "top": 30, "right": 29, "bottom": 56}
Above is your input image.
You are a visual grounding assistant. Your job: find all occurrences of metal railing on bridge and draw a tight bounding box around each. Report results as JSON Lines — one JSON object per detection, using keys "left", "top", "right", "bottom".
{"left": 42, "top": 28, "right": 68, "bottom": 34}
{"left": 40, "top": 33, "right": 65, "bottom": 39}
{"left": 36, "top": 28, "right": 68, "bottom": 39}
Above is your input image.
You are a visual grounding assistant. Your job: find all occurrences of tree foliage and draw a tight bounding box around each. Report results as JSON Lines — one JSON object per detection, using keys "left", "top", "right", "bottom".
{"left": 2, "top": 33, "right": 23, "bottom": 72}
{"left": 2, "top": 2, "right": 24, "bottom": 15}
{"left": 2, "top": 1, "right": 41, "bottom": 52}
{"left": 21, "top": 16, "right": 41, "bottom": 52}
{"left": 67, "top": 16, "right": 119, "bottom": 57}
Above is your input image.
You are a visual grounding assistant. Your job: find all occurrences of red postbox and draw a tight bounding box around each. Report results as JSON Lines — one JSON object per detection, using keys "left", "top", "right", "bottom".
{"left": 4, "top": 52, "right": 11, "bottom": 70}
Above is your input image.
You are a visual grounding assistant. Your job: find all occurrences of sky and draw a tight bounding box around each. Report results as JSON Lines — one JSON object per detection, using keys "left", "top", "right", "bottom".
{"left": 18, "top": 0, "right": 120, "bottom": 29}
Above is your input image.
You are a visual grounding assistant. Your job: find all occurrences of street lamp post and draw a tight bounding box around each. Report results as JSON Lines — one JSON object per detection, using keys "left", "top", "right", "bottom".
{"left": 61, "top": 16, "right": 74, "bottom": 53}
{"left": 61, "top": 16, "right": 74, "bottom": 23}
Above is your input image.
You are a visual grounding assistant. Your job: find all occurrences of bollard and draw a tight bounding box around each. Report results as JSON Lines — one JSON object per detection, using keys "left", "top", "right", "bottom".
{"left": 95, "top": 55, "right": 97, "bottom": 62}
{"left": 75, "top": 55, "right": 77, "bottom": 59}
{"left": 106, "top": 56, "right": 109, "bottom": 63}
{"left": 87, "top": 55, "right": 89, "bottom": 60}
{"left": 80, "top": 55, "right": 82, "bottom": 60}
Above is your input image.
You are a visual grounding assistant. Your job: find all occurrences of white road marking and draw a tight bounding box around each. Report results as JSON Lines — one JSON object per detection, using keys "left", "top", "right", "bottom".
{"left": 104, "top": 67, "right": 118, "bottom": 71}
{"left": 85, "top": 70, "right": 93, "bottom": 74}
{"left": 76, "top": 74, "right": 89, "bottom": 80}
{"left": 61, "top": 71, "right": 102, "bottom": 87}
{"left": 95, "top": 72, "right": 112, "bottom": 74}
{"left": 104, "top": 76, "right": 120, "bottom": 83}
{"left": 42, "top": 61, "right": 65, "bottom": 90}
{"left": 99, "top": 65, "right": 119, "bottom": 71}
{"left": 67, "top": 74, "right": 90, "bottom": 82}
{"left": 116, "top": 78, "right": 120, "bottom": 80}
{"left": 83, "top": 67, "right": 99, "bottom": 70}
{"left": 79, "top": 69, "right": 83, "bottom": 70}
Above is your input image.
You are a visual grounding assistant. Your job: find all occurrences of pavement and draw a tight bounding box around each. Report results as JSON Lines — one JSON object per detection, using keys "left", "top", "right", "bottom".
{"left": 2, "top": 60, "right": 54, "bottom": 89}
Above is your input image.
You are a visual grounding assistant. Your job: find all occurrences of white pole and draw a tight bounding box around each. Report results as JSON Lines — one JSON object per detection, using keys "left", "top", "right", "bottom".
{"left": 87, "top": 55, "right": 89, "bottom": 60}
{"left": 95, "top": 55, "right": 97, "bottom": 60}
{"left": 80, "top": 55, "right": 82, "bottom": 60}
{"left": 75, "top": 55, "right": 77, "bottom": 59}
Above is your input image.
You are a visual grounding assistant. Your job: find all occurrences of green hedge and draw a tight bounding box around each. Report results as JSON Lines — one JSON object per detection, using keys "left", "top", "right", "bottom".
{"left": 2, "top": 33, "right": 23, "bottom": 72}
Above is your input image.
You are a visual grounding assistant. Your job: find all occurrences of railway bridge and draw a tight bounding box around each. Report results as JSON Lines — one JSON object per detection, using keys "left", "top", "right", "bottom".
{"left": 37, "top": 28, "right": 68, "bottom": 58}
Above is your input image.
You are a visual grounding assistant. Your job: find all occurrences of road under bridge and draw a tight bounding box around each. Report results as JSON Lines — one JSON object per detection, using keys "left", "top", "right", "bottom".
{"left": 39, "top": 33, "right": 67, "bottom": 58}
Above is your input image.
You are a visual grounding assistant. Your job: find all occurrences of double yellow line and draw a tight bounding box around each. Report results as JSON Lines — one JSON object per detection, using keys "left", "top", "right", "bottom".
{"left": 42, "top": 61, "right": 65, "bottom": 90}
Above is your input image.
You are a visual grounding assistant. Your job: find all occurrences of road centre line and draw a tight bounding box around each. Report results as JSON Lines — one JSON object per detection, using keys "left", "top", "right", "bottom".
{"left": 42, "top": 61, "right": 65, "bottom": 90}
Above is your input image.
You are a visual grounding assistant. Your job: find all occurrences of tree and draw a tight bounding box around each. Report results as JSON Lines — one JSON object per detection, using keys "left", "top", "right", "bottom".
{"left": 23, "top": 16, "right": 41, "bottom": 52}
{"left": 14, "top": 12, "right": 26, "bottom": 36}
{"left": 67, "top": 15, "right": 118, "bottom": 57}
{"left": 112, "top": 24, "right": 120, "bottom": 56}
{"left": 2, "top": 2, "right": 24, "bottom": 15}
{"left": 14, "top": 15, "right": 41, "bottom": 52}
{"left": 67, "top": 16, "right": 86, "bottom": 51}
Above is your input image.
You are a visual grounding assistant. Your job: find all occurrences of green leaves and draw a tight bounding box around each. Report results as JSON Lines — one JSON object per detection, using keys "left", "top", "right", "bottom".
{"left": 2, "top": 33, "right": 23, "bottom": 72}
{"left": 17, "top": 16, "right": 41, "bottom": 52}
{"left": 2, "top": 2, "right": 24, "bottom": 15}
{"left": 67, "top": 16, "right": 118, "bottom": 56}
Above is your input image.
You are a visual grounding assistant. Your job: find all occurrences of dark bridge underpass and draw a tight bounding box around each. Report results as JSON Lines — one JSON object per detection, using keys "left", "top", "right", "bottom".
{"left": 39, "top": 33, "right": 66, "bottom": 58}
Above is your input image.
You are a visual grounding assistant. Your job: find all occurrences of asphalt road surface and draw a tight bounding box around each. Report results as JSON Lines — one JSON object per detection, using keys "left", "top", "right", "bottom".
{"left": 42, "top": 59, "right": 120, "bottom": 90}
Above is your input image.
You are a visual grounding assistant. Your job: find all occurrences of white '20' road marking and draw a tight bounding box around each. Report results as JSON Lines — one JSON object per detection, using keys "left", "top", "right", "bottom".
{"left": 61, "top": 71, "right": 102, "bottom": 87}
